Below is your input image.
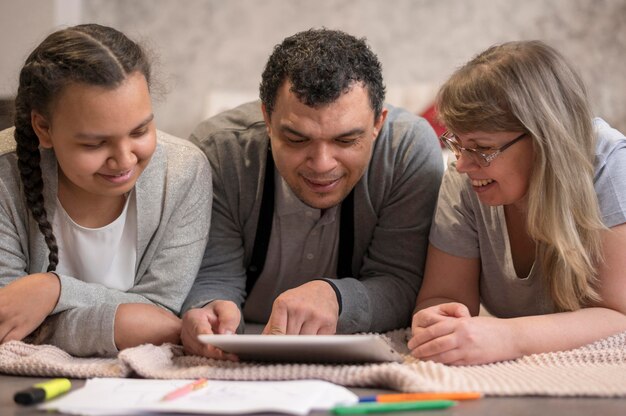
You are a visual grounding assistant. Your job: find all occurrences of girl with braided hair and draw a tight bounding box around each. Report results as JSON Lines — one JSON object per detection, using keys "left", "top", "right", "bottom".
{"left": 0, "top": 24, "right": 212, "bottom": 357}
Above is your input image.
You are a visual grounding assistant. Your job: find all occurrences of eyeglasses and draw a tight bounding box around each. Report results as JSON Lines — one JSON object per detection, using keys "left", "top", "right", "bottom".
{"left": 439, "top": 131, "right": 527, "bottom": 167}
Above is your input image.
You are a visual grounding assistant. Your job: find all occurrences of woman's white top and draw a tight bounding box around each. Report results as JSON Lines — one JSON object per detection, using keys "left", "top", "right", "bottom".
{"left": 52, "top": 191, "right": 137, "bottom": 291}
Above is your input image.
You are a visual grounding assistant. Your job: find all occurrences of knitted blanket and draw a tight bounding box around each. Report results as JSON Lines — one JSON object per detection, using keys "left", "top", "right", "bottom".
{"left": 2, "top": 329, "right": 626, "bottom": 397}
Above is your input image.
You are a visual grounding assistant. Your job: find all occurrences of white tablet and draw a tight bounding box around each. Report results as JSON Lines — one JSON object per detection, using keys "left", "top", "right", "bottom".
{"left": 197, "top": 334, "right": 404, "bottom": 364}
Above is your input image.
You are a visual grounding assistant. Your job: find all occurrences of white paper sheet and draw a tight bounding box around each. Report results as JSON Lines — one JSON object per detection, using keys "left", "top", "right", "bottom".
{"left": 40, "top": 378, "right": 358, "bottom": 415}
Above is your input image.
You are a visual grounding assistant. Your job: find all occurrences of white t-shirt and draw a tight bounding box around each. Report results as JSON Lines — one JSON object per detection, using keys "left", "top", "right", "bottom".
{"left": 52, "top": 191, "right": 137, "bottom": 291}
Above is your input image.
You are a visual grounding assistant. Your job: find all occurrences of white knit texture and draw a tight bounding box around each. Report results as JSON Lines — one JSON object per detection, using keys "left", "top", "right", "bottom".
{"left": 2, "top": 329, "right": 626, "bottom": 396}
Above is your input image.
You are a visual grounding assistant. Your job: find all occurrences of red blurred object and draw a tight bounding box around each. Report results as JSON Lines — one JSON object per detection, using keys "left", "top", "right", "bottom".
{"left": 419, "top": 103, "right": 446, "bottom": 140}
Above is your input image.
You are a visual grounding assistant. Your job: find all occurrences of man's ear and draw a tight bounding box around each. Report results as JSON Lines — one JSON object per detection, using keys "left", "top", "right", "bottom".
{"left": 261, "top": 103, "right": 272, "bottom": 136}
{"left": 31, "top": 111, "right": 53, "bottom": 148}
{"left": 372, "top": 108, "right": 388, "bottom": 140}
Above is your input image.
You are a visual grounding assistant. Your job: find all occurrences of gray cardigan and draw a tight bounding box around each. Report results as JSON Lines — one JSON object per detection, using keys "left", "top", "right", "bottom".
{"left": 0, "top": 127, "right": 212, "bottom": 357}
{"left": 184, "top": 101, "right": 444, "bottom": 333}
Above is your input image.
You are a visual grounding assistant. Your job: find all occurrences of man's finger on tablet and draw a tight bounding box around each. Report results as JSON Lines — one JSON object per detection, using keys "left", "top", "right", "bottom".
{"left": 263, "top": 305, "right": 288, "bottom": 335}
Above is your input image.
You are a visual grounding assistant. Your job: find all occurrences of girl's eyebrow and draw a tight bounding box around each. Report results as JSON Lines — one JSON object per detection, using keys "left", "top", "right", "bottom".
{"left": 75, "top": 113, "right": 154, "bottom": 140}
{"left": 132, "top": 113, "right": 155, "bottom": 131}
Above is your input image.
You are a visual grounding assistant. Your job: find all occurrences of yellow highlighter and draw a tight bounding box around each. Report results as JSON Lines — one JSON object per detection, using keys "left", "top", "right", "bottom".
{"left": 14, "top": 378, "right": 72, "bottom": 405}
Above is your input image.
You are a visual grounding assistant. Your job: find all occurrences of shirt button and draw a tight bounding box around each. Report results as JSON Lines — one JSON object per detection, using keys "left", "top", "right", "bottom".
{"left": 305, "top": 211, "right": 313, "bottom": 218}
{"left": 306, "top": 253, "right": 314, "bottom": 260}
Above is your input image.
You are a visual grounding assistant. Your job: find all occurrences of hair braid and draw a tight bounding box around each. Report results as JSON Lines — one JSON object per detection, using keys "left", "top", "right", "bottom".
{"left": 15, "top": 128, "right": 59, "bottom": 271}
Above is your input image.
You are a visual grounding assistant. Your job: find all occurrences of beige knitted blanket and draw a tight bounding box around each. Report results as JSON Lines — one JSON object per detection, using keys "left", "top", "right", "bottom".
{"left": 2, "top": 329, "right": 626, "bottom": 397}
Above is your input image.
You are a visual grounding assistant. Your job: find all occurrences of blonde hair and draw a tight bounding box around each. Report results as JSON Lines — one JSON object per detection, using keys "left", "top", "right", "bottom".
{"left": 437, "top": 40, "right": 605, "bottom": 311}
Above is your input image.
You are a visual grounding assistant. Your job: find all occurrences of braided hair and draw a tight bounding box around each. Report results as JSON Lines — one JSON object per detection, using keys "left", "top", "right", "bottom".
{"left": 13, "top": 24, "right": 151, "bottom": 271}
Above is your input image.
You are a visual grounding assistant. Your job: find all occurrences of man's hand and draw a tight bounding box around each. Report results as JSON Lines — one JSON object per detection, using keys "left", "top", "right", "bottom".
{"left": 0, "top": 273, "right": 61, "bottom": 343}
{"left": 262, "top": 280, "right": 339, "bottom": 335}
{"left": 180, "top": 300, "right": 240, "bottom": 360}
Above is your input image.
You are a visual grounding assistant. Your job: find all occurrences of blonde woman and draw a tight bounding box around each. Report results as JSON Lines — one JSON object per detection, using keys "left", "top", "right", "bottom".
{"left": 409, "top": 40, "right": 626, "bottom": 365}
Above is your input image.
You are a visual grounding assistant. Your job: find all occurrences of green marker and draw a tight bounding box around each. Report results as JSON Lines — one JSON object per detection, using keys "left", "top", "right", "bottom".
{"left": 14, "top": 378, "right": 72, "bottom": 405}
{"left": 332, "top": 399, "right": 456, "bottom": 414}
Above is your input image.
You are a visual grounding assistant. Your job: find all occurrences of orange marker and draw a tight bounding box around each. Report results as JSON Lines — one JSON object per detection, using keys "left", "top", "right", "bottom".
{"left": 359, "top": 392, "right": 482, "bottom": 402}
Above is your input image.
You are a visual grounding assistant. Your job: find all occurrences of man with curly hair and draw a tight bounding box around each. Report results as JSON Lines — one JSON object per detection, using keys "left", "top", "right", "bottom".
{"left": 181, "top": 29, "right": 443, "bottom": 359}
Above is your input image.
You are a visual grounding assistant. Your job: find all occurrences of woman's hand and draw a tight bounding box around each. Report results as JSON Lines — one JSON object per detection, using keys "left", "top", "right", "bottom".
{"left": 114, "top": 303, "right": 182, "bottom": 350}
{"left": 408, "top": 302, "right": 518, "bottom": 365}
{"left": 0, "top": 273, "right": 61, "bottom": 343}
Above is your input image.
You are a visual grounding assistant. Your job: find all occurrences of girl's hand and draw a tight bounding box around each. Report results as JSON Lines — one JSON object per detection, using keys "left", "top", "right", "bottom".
{"left": 408, "top": 302, "right": 517, "bottom": 365}
{"left": 0, "top": 273, "right": 61, "bottom": 343}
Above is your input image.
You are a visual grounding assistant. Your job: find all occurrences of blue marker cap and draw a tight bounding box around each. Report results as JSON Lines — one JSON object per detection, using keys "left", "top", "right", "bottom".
{"left": 358, "top": 396, "right": 377, "bottom": 402}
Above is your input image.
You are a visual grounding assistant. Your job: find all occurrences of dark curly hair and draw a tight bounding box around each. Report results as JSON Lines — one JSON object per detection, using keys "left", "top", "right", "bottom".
{"left": 260, "top": 29, "right": 385, "bottom": 119}
{"left": 13, "top": 23, "right": 151, "bottom": 272}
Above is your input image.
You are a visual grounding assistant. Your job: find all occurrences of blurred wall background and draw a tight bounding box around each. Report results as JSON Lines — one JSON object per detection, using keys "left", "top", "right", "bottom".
{"left": 1, "top": 0, "right": 625, "bottom": 137}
